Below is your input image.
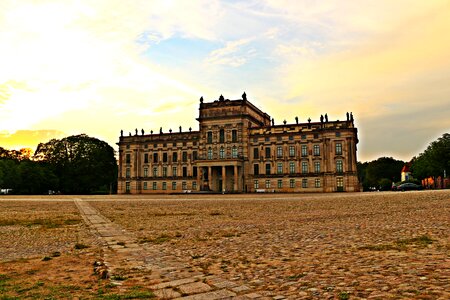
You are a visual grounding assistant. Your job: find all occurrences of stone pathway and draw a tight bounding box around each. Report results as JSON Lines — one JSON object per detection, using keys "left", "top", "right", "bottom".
{"left": 74, "top": 198, "right": 279, "bottom": 299}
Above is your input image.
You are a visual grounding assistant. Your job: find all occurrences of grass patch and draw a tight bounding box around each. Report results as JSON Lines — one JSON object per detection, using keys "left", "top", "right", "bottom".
{"left": 338, "top": 291, "right": 350, "bottom": 300}
{"left": 111, "top": 274, "right": 127, "bottom": 281}
{"left": 359, "top": 235, "right": 434, "bottom": 251}
{"left": 0, "top": 217, "right": 81, "bottom": 228}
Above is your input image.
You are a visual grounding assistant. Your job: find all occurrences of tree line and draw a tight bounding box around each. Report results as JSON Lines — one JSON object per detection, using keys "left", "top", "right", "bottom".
{"left": 357, "top": 133, "right": 449, "bottom": 191}
{"left": 0, "top": 134, "right": 117, "bottom": 194}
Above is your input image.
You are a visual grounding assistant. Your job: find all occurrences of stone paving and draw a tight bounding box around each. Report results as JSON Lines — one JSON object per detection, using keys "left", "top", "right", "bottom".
{"left": 74, "top": 198, "right": 277, "bottom": 299}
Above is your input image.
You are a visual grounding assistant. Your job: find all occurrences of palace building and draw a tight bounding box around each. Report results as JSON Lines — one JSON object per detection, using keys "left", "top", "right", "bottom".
{"left": 117, "top": 93, "right": 360, "bottom": 194}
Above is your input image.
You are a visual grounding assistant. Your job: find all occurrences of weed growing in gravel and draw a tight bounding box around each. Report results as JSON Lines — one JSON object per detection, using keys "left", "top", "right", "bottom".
{"left": 152, "top": 234, "right": 171, "bottom": 244}
{"left": 339, "top": 291, "right": 350, "bottom": 300}
{"left": 74, "top": 243, "right": 89, "bottom": 250}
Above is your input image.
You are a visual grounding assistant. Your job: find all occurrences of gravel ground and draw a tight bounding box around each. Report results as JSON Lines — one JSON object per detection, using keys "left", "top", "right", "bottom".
{"left": 0, "top": 191, "right": 448, "bottom": 299}
{"left": 88, "top": 190, "right": 450, "bottom": 299}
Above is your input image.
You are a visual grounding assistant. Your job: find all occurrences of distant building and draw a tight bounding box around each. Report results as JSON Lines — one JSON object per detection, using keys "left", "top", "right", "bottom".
{"left": 117, "top": 93, "right": 360, "bottom": 194}
{"left": 401, "top": 165, "right": 411, "bottom": 182}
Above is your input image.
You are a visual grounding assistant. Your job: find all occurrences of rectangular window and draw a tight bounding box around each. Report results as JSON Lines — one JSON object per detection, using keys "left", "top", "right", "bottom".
{"left": 163, "top": 153, "right": 168, "bottom": 162}
{"left": 162, "top": 166, "right": 167, "bottom": 177}
{"left": 289, "top": 179, "right": 295, "bottom": 188}
{"left": 182, "top": 182, "right": 187, "bottom": 190}
{"left": 336, "top": 132, "right": 341, "bottom": 137}
{"left": 265, "top": 163, "right": 271, "bottom": 175}
{"left": 302, "top": 178, "right": 308, "bottom": 188}
{"left": 152, "top": 182, "right": 157, "bottom": 190}
{"left": 143, "top": 182, "right": 148, "bottom": 190}
{"left": 219, "top": 129, "right": 225, "bottom": 143}
{"left": 277, "top": 146, "right": 283, "bottom": 158}
{"left": 277, "top": 179, "right": 282, "bottom": 188}
{"left": 254, "top": 180, "right": 259, "bottom": 189}
{"left": 289, "top": 135, "right": 294, "bottom": 141}
{"left": 144, "top": 153, "right": 148, "bottom": 163}
{"left": 314, "top": 133, "right": 319, "bottom": 139}
{"left": 336, "top": 160, "right": 343, "bottom": 173}
{"left": 265, "top": 180, "right": 271, "bottom": 189}
{"left": 172, "top": 166, "right": 177, "bottom": 177}
{"left": 144, "top": 167, "right": 148, "bottom": 177}
{"left": 265, "top": 137, "right": 269, "bottom": 142}
{"left": 207, "top": 148, "right": 213, "bottom": 159}
{"left": 337, "top": 177, "right": 344, "bottom": 187}
{"left": 162, "top": 182, "right": 167, "bottom": 190}
{"left": 232, "top": 147, "right": 238, "bottom": 158}
{"left": 265, "top": 147, "right": 271, "bottom": 159}
{"left": 254, "top": 164, "right": 259, "bottom": 175}
{"left": 153, "top": 153, "right": 158, "bottom": 163}
{"left": 313, "top": 144, "right": 320, "bottom": 156}
{"left": 207, "top": 131, "right": 213, "bottom": 143}
{"left": 126, "top": 153, "right": 131, "bottom": 164}
{"left": 232, "top": 130, "right": 237, "bottom": 142}
{"left": 125, "top": 181, "right": 130, "bottom": 192}
{"left": 336, "top": 143, "right": 343, "bottom": 155}
{"left": 193, "top": 167, "right": 197, "bottom": 177}
{"left": 126, "top": 168, "right": 130, "bottom": 178}
{"left": 289, "top": 145, "right": 295, "bottom": 157}
{"left": 301, "top": 135, "right": 306, "bottom": 140}
{"left": 302, "top": 161, "right": 308, "bottom": 174}
{"left": 219, "top": 147, "right": 225, "bottom": 159}
{"left": 289, "top": 162, "right": 295, "bottom": 174}
{"left": 192, "top": 181, "right": 197, "bottom": 190}
{"left": 315, "top": 178, "right": 321, "bottom": 188}
{"left": 314, "top": 161, "right": 321, "bottom": 173}
{"left": 172, "top": 182, "right": 176, "bottom": 190}
{"left": 301, "top": 145, "right": 308, "bottom": 157}
{"left": 172, "top": 152, "right": 178, "bottom": 162}
{"left": 253, "top": 148, "right": 259, "bottom": 159}
{"left": 193, "top": 151, "right": 198, "bottom": 160}
{"left": 153, "top": 167, "right": 158, "bottom": 177}
{"left": 277, "top": 162, "right": 283, "bottom": 174}
{"left": 277, "top": 136, "right": 282, "bottom": 141}
{"left": 182, "top": 151, "right": 188, "bottom": 162}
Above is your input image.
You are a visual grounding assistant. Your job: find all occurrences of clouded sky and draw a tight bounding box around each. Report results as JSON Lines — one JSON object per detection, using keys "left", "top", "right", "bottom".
{"left": 1, "top": 0, "right": 449, "bottom": 162}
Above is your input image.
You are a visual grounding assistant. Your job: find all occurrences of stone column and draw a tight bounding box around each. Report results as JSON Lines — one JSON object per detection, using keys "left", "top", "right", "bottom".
{"left": 234, "top": 165, "right": 238, "bottom": 191}
{"left": 222, "top": 166, "right": 226, "bottom": 193}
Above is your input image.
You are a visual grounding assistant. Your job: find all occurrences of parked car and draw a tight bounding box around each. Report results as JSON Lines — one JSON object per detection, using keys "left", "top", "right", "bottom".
{"left": 396, "top": 183, "right": 423, "bottom": 191}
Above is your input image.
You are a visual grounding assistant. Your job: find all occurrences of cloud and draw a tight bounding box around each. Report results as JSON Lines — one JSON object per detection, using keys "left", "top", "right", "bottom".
{"left": 205, "top": 38, "right": 255, "bottom": 67}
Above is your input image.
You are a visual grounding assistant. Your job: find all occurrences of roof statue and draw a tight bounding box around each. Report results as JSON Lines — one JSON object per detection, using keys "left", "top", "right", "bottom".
{"left": 242, "top": 92, "right": 247, "bottom": 101}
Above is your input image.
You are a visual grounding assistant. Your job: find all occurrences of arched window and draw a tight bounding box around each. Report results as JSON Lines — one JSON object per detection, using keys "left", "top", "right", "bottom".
{"left": 219, "top": 147, "right": 225, "bottom": 159}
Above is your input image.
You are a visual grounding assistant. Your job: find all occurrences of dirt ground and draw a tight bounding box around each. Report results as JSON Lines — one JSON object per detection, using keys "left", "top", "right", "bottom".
{"left": 1, "top": 191, "right": 449, "bottom": 299}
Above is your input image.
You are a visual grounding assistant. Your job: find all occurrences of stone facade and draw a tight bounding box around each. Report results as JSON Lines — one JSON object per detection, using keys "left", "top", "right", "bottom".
{"left": 117, "top": 94, "right": 360, "bottom": 194}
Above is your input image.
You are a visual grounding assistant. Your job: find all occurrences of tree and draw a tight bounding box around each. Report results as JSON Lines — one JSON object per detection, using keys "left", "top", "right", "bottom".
{"left": 411, "top": 133, "right": 450, "bottom": 181}
{"left": 358, "top": 157, "right": 405, "bottom": 191}
{"left": 34, "top": 134, "right": 117, "bottom": 194}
